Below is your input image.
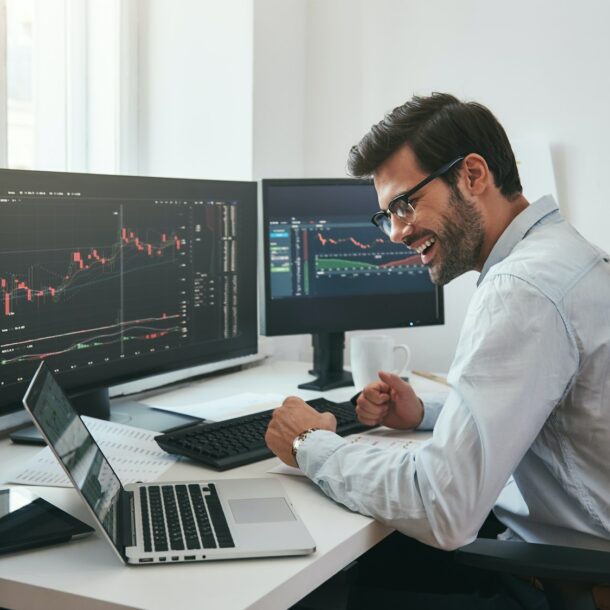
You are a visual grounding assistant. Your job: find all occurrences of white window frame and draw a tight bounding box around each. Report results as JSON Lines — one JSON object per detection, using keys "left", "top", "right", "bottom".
{"left": 0, "top": 0, "right": 8, "bottom": 167}
{"left": 86, "top": 0, "right": 138, "bottom": 175}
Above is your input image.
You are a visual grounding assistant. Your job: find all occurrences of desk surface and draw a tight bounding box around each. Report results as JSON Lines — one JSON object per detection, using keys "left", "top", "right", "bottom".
{"left": 0, "top": 360, "right": 439, "bottom": 610}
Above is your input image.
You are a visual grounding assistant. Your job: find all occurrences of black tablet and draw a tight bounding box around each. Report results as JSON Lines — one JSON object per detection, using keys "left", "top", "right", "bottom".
{"left": 0, "top": 487, "right": 94, "bottom": 555}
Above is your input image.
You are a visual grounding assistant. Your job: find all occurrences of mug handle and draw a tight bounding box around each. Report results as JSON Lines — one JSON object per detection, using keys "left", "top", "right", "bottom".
{"left": 392, "top": 344, "right": 411, "bottom": 375}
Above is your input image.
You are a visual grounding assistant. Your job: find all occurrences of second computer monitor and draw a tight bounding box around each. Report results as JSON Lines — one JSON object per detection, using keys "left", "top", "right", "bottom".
{"left": 261, "top": 178, "right": 444, "bottom": 391}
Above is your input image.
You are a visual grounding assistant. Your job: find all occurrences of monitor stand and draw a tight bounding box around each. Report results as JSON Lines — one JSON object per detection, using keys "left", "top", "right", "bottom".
{"left": 10, "top": 386, "right": 200, "bottom": 445}
{"left": 298, "top": 331, "right": 353, "bottom": 392}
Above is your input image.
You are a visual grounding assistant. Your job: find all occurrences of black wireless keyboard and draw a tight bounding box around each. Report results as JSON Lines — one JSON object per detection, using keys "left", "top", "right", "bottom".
{"left": 155, "top": 397, "right": 374, "bottom": 470}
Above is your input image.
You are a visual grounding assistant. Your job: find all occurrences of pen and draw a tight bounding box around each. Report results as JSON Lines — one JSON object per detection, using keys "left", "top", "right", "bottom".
{"left": 412, "top": 370, "right": 450, "bottom": 387}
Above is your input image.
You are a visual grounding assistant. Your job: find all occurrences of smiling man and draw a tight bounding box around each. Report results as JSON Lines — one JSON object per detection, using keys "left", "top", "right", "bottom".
{"left": 265, "top": 93, "right": 610, "bottom": 608}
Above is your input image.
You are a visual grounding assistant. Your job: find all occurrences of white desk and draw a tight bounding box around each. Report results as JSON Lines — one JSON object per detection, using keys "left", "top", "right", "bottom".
{"left": 0, "top": 360, "right": 439, "bottom": 610}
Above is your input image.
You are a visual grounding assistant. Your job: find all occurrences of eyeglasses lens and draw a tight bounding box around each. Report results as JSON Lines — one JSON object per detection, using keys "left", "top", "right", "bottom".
{"left": 392, "top": 199, "right": 415, "bottom": 222}
{"left": 371, "top": 199, "right": 416, "bottom": 237}
{"left": 378, "top": 215, "right": 391, "bottom": 236}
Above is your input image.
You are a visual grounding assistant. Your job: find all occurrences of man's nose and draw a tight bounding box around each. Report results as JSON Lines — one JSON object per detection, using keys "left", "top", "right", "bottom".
{"left": 389, "top": 215, "right": 414, "bottom": 244}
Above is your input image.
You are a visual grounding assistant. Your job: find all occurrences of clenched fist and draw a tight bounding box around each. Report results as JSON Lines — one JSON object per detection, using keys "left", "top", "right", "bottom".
{"left": 265, "top": 396, "right": 337, "bottom": 467}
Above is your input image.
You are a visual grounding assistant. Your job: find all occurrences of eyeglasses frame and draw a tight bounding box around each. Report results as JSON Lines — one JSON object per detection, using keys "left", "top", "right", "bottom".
{"left": 371, "top": 155, "right": 466, "bottom": 235}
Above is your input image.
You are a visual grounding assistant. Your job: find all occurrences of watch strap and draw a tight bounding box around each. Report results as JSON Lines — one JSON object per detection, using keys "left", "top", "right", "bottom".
{"left": 291, "top": 427, "right": 319, "bottom": 459}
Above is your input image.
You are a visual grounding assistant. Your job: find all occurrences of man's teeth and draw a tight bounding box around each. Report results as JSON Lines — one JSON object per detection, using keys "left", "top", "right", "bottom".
{"left": 414, "top": 237, "right": 436, "bottom": 254}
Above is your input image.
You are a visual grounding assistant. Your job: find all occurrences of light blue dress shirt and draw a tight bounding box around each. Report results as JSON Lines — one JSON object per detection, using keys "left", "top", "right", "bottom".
{"left": 297, "top": 195, "right": 610, "bottom": 551}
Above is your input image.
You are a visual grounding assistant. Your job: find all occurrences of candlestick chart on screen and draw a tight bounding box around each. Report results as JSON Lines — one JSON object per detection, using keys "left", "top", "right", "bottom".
{"left": 0, "top": 196, "right": 241, "bottom": 388}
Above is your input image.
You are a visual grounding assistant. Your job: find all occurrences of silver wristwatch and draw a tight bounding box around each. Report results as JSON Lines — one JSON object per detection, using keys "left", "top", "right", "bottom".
{"left": 291, "top": 427, "right": 319, "bottom": 460}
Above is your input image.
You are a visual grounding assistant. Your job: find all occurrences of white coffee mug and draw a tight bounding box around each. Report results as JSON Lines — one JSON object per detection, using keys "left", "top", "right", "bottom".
{"left": 350, "top": 334, "right": 411, "bottom": 391}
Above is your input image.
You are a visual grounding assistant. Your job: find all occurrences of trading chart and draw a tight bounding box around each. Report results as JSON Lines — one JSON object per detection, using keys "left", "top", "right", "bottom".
{"left": 269, "top": 218, "right": 431, "bottom": 298}
{"left": 0, "top": 195, "right": 241, "bottom": 388}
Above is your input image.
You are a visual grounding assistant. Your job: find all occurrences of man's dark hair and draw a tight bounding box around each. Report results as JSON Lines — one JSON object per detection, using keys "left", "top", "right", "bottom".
{"left": 347, "top": 93, "right": 522, "bottom": 198}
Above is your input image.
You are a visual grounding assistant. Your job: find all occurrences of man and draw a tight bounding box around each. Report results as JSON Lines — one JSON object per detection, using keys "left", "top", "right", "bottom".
{"left": 265, "top": 93, "right": 610, "bottom": 607}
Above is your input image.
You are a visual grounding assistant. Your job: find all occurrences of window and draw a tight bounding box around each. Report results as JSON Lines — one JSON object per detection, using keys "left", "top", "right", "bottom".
{"left": 0, "top": 0, "right": 137, "bottom": 173}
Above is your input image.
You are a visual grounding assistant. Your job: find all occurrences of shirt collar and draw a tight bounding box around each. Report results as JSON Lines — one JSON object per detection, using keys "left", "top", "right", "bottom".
{"left": 477, "top": 195, "right": 559, "bottom": 285}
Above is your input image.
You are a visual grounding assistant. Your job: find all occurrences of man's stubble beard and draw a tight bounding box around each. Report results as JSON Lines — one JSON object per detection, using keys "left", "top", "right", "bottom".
{"left": 428, "top": 188, "right": 485, "bottom": 286}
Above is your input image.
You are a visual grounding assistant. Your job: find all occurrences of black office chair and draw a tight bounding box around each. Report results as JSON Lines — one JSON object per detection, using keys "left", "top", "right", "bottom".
{"left": 455, "top": 538, "right": 610, "bottom": 610}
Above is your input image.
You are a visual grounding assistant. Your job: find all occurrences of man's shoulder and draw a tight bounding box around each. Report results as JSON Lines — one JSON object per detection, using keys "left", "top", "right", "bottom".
{"left": 484, "top": 216, "right": 605, "bottom": 303}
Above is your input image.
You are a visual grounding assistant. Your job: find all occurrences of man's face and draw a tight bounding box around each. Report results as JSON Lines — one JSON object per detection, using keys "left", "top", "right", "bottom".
{"left": 373, "top": 145, "right": 485, "bottom": 285}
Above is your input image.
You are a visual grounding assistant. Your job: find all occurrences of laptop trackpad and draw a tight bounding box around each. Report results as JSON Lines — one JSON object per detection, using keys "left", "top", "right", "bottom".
{"left": 229, "top": 497, "right": 296, "bottom": 523}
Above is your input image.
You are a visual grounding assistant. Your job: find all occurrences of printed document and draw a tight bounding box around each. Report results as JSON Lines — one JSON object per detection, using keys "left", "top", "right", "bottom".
{"left": 10, "top": 417, "right": 178, "bottom": 488}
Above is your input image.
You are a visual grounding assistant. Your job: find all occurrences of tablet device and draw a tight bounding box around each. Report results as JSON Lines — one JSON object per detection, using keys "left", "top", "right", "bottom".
{"left": 0, "top": 487, "right": 94, "bottom": 555}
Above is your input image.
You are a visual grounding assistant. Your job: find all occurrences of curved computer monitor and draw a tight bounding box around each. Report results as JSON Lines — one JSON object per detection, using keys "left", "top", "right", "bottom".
{"left": 261, "top": 178, "right": 443, "bottom": 391}
{"left": 0, "top": 169, "right": 258, "bottom": 429}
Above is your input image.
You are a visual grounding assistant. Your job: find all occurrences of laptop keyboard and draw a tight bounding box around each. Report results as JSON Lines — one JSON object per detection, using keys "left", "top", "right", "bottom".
{"left": 140, "top": 483, "right": 234, "bottom": 553}
{"left": 155, "top": 397, "right": 375, "bottom": 470}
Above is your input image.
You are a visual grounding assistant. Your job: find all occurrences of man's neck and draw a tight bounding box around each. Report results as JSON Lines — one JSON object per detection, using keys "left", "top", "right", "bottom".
{"left": 476, "top": 193, "right": 529, "bottom": 271}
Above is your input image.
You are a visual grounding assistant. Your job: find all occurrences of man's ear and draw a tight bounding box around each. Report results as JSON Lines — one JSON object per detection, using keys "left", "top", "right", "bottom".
{"left": 461, "top": 153, "right": 491, "bottom": 196}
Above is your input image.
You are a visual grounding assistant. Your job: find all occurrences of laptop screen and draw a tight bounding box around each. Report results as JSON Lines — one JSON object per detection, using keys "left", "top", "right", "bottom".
{"left": 23, "top": 362, "right": 123, "bottom": 551}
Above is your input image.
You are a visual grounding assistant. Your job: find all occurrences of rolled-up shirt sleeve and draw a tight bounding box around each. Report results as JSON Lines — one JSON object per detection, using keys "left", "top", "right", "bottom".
{"left": 296, "top": 274, "right": 579, "bottom": 550}
{"left": 417, "top": 396, "right": 445, "bottom": 430}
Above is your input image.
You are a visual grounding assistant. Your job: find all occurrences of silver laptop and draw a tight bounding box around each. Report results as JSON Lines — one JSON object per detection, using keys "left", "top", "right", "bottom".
{"left": 22, "top": 361, "right": 316, "bottom": 565}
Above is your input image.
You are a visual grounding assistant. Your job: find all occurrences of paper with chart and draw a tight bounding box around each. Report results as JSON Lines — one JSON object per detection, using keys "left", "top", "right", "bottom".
{"left": 268, "top": 428, "right": 427, "bottom": 477}
{"left": 10, "top": 416, "right": 178, "bottom": 488}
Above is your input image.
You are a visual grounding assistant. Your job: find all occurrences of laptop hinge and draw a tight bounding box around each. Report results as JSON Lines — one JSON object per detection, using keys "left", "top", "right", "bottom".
{"left": 119, "top": 489, "right": 137, "bottom": 548}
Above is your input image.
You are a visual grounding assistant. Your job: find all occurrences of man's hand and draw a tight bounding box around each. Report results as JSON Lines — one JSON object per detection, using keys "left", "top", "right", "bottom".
{"left": 265, "top": 396, "right": 337, "bottom": 467}
{"left": 356, "top": 371, "right": 424, "bottom": 429}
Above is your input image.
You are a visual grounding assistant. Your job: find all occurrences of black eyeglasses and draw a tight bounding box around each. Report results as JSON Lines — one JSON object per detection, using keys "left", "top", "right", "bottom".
{"left": 371, "top": 156, "right": 465, "bottom": 237}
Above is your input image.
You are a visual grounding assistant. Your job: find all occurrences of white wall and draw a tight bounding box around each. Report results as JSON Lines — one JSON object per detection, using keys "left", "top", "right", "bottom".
{"left": 138, "top": 0, "right": 253, "bottom": 180}
{"left": 252, "top": 0, "right": 306, "bottom": 179}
